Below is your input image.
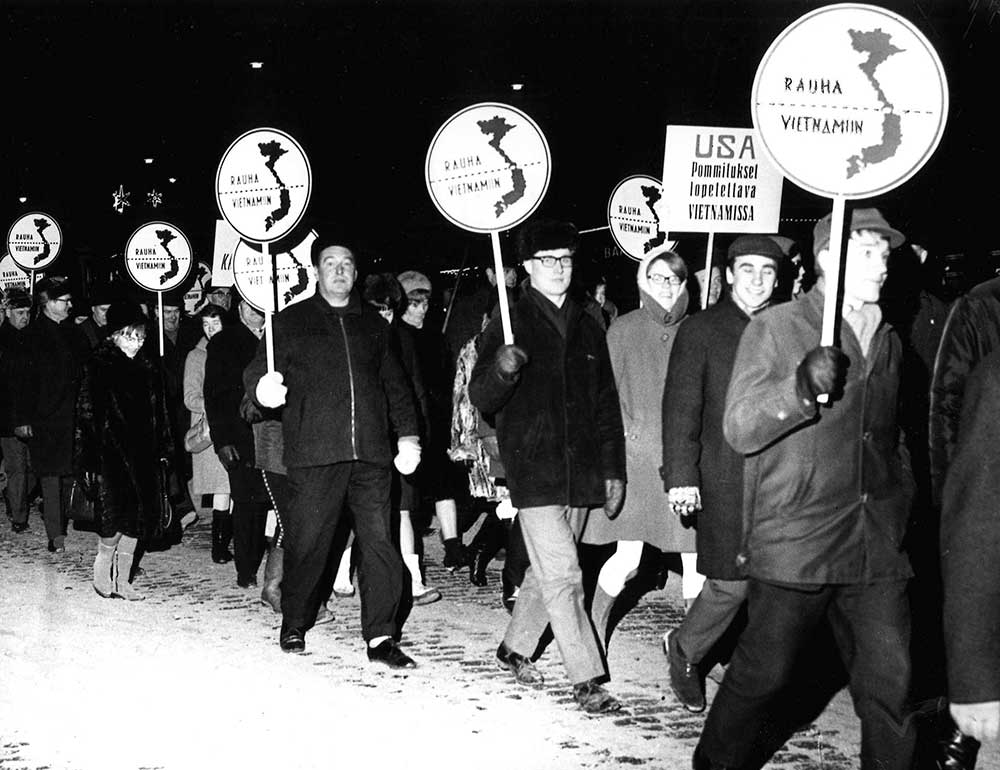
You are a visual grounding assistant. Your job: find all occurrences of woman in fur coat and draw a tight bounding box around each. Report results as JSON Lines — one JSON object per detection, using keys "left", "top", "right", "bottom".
{"left": 75, "top": 301, "right": 174, "bottom": 600}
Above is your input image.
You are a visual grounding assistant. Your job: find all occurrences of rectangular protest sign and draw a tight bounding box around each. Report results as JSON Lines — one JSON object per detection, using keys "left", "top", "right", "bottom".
{"left": 661, "top": 126, "right": 783, "bottom": 234}
{"left": 212, "top": 219, "right": 240, "bottom": 288}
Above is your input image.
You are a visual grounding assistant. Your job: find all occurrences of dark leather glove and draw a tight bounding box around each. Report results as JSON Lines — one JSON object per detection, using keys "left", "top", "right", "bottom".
{"left": 217, "top": 444, "right": 241, "bottom": 470}
{"left": 495, "top": 344, "right": 529, "bottom": 379}
{"left": 795, "top": 346, "right": 848, "bottom": 402}
{"left": 239, "top": 393, "right": 264, "bottom": 424}
{"left": 604, "top": 478, "right": 626, "bottom": 519}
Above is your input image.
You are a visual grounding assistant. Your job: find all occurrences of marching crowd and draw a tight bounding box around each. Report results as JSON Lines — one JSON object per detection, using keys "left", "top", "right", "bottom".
{"left": 1, "top": 210, "right": 998, "bottom": 769}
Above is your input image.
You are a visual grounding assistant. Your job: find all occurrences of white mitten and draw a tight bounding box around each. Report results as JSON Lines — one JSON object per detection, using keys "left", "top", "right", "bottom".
{"left": 668, "top": 486, "right": 702, "bottom": 516}
{"left": 393, "top": 438, "right": 421, "bottom": 475}
{"left": 255, "top": 371, "right": 288, "bottom": 408}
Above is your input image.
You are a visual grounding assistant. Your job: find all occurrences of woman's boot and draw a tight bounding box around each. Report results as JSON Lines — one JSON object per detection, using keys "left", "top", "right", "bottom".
{"left": 260, "top": 542, "right": 283, "bottom": 613}
{"left": 469, "top": 514, "right": 506, "bottom": 587}
{"left": 112, "top": 536, "right": 145, "bottom": 601}
{"left": 211, "top": 510, "right": 234, "bottom": 564}
{"left": 93, "top": 541, "right": 116, "bottom": 598}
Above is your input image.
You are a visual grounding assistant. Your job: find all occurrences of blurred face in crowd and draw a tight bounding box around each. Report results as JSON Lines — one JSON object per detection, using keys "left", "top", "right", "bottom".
{"left": 377, "top": 306, "right": 394, "bottom": 324}
{"left": 593, "top": 283, "right": 607, "bottom": 306}
{"left": 44, "top": 294, "right": 72, "bottom": 323}
{"left": 206, "top": 288, "right": 232, "bottom": 311}
{"left": 238, "top": 300, "right": 265, "bottom": 330}
{"left": 487, "top": 266, "right": 517, "bottom": 289}
{"left": 114, "top": 324, "right": 146, "bottom": 359}
{"left": 92, "top": 303, "right": 111, "bottom": 327}
{"left": 6, "top": 306, "right": 30, "bottom": 330}
{"left": 727, "top": 255, "right": 778, "bottom": 315}
{"left": 646, "top": 257, "right": 684, "bottom": 313}
{"left": 202, "top": 315, "right": 223, "bottom": 340}
{"left": 524, "top": 248, "right": 573, "bottom": 306}
{"left": 402, "top": 293, "right": 429, "bottom": 329}
{"left": 316, "top": 246, "right": 357, "bottom": 306}
{"left": 161, "top": 305, "right": 181, "bottom": 333}
{"left": 820, "top": 229, "right": 890, "bottom": 306}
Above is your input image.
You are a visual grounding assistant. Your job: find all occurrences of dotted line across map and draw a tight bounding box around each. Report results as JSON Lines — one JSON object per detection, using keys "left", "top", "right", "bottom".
{"left": 219, "top": 184, "right": 308, "bottom": 195}
{"left": 761, "top": 101, "right": 937, "bottom": 114}
{"left": 428, "top": 160, "right": 545, "bottom": 185}
{"left": 610, "top": 215, "right": 658, "bottom": 225}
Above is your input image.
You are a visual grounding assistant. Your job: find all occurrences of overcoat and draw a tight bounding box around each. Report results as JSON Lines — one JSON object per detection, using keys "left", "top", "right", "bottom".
{"left": 12, "top": 314, "right": 87, "bottom": 475}
{"left": 74, "top": 341, "right": 173, "bottom": 540}
{"left": 469, "top": 284, "right": 625, "bottom": 510}
{"left": 661, "top": 295, "right": 751, "bottom": 577}
{"left": 183, "top": 337, "right": 230, "bottom": 496}
{"left": 584, "top": 254, "right": 691, "bottom": 551}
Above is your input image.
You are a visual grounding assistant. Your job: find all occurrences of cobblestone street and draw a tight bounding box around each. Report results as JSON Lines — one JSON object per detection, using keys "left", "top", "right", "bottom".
{"left": 1, "top": 510, "right": 995, "bottom": 770}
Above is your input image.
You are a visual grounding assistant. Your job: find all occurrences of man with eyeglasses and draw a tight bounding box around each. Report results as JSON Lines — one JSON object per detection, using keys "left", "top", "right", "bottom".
{"left": 661, "top": 234, "right": 784, "bottom": 713}
{"left": 11, "top": 276, "right": 88, "bottom": 553}
{"left": 470, "top": 219, "right": 627, "bottom": 714}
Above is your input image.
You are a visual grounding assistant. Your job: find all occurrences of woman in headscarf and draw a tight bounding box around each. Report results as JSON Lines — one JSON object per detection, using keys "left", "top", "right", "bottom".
{"left": 582, "top": 248, "right": 695, "bottom": 647}
{"left": 75, "top": 301, "right": 174, "bottom": 600}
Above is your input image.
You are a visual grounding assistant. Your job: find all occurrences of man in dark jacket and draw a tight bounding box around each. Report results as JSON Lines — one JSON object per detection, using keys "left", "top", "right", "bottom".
{"left": 941, "top": 349, "right": 1000, "bottom": 746}
{"left": 204, "top": 294, "right": 268, "bottom": 584}
{"left": 469, "top": 219, "right": 626, "bottom": 714}
{"left": 694, "top": 209, "right": 916, "bottom": 770}
{"left": 247, "top": 241, "right": 421, "bottom": 666}
{"left": 1, "top": 288, "right": 34, "bottom": 532}
{"left": 661, "top": 234, "right": 783, "bottom": 713}
{"left": 12, "top": 276, "right": 88, "bottom": 553}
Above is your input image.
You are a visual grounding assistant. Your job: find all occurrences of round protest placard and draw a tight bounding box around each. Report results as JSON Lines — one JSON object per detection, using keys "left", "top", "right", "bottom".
{"left": 124, "top": 222, "right": 193, "bottom": 292}
{"left": 425, "top": 102, "right": 551, "bottom": 233}
{"left": 216, "top": 127, "right": 312, "bottom": 243}
{"left": 751, "top": 3, "right": 948, "bottom": 199}
{"left": 7, "top": 212, "right": 62, "bottom": 271}
{"left": 233, "top": 230, "right": 317, "bottom": 314}
{"left": 0, "top": 254, "right": 42, "bottom": 295}
{"left": 607, "top": 176, "right": 672, "bottom": 261}
{"left": 183, "top": 261, "right": 213, "bottom": 314}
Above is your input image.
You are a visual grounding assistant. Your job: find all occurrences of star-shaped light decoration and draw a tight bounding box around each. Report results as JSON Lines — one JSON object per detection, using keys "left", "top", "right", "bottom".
{"left": 112, "top": 184, "right": 131, "bottom": 214}
{"left": 147, "top": 189, "right": 163, "bottom": 208}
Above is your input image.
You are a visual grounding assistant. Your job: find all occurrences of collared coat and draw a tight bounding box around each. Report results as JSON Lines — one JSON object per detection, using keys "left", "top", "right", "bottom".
{"left": 661, "top": 295, "right": 751, "bottom": 578}
{"left": 183, "top": 337, "right": 230, "bottom": 496}
{"left": 724, "top": 285, "right": 914, "bottom": 585}
{"left": 941, "top": 349, "right": 1000, "bottom": 704}
{"left": 12, "top": 314, "right": 88, "bottom": 475}
{"left": 243, "top": 291, "right": 418, "bottom": 469}
{"left": 583, "top": 254, "right": 691, "bottom": 551}
{"left": 469, "top": 285, "right": 625, "bottom": 510}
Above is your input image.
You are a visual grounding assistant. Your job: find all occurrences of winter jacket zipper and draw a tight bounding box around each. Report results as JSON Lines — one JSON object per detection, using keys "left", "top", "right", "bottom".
{"left": 339, "top": 315, "right": 358, "bottom": 459}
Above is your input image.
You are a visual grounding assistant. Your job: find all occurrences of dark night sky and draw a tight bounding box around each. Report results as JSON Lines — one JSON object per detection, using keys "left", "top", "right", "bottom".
{"left": 2, "top": 0, "right": 997, "bottom": 291}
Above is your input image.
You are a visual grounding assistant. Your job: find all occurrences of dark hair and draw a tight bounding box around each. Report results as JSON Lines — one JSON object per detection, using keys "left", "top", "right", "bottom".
{"left": 516, "top": 219, "right": 579, "bottom": 262}
{"left": 310, "top": 239, "right": 356, "bottom": 268}
{"left": 648, "top": 251, "right": 688, "bottom": 283}
{"left": 198, "top": 303, "right": 228, "bottom": 323}
{"left": 362, "top": 273, "right": 406, "bottom": 315}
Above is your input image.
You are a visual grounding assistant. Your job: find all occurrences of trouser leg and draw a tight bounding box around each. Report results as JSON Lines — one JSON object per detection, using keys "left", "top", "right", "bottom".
{"left": 698, "top": 580, "right": 831, "bottom": 766}
{"left": 829, "top": 580, "right": 916, "bottom": 770}
{"left": 502, "top": 516, "right": 529, "bottom": 589}
{"left": 347, "top": 461, "right": 402, "bottom": 642}
{"left": 503, "top": 505, "right": 604, "bottom": 685}
{"left": 0, "top": 438, "right": 33, "bottom": 525}
{"left": 282, "top": 464, "right": 349, "bottom": 630}
{"left": 40, "top": 475, "right": 67, "bottom": 545}
{"left": 675, "top": 578, "right": 749, "bottom": 664}
{"left": 233, "top": 500, "right": 267, "bottom": 582}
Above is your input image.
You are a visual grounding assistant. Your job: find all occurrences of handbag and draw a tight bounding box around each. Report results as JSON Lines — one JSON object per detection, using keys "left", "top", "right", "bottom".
{"left": 184, "top": 415, "right": 212, "bottom": 453}
{"left": 67, "top": 478, "right": 96, "bottom": 523}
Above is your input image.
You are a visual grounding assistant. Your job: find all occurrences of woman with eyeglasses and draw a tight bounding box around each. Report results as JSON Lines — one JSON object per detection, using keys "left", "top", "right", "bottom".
{"left": 582, "top": 248, "right": 697, "bottom": 648}
{"left": 75, "top": 301, "right": 175, "bottom": 600}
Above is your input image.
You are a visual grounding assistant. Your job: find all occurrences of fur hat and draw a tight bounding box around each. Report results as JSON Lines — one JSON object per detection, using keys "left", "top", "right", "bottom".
{"left": 397, "top": 270, "right": 432, "bottom": 296}
{"left": 516, "top": 219, "right": 579, "bottom": 262}
{"left": 33, "top": 275, "right": 71, "bottom": 304}
{"left": 105, "top": 301, "right": 147, "bottom": 335}
{"left": 4, "top": 287, "right": 32, "bottom": 310}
